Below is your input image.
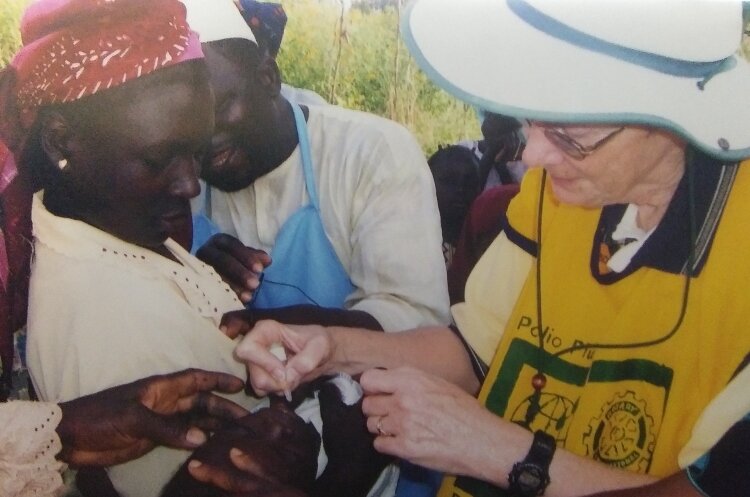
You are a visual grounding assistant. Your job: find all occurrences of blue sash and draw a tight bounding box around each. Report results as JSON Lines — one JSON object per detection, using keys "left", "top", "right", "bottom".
{"left": 191, "top": 185, "right": 219, "bottom": 253}
{"left": 252, "top": 104, "right": 354, "bottom": 309}
{"left": 191, "top": 106, "right": 353, "bottom": 308}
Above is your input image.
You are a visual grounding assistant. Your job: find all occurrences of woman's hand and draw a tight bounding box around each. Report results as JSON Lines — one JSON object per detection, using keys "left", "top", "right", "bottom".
{"left": 57, "top": 369, "right": 249, "bottom": 467}
{"left": 164, "top": 399, "right": 318, "bottom": 497}
{"left": 360, "top": 366, "right": 500, "bottom": 477}
{"left": 234, "top": 320, "right": 333, "bottom": 397}
{"left": 187, "top": 450, "right": 308, "bottom": 497}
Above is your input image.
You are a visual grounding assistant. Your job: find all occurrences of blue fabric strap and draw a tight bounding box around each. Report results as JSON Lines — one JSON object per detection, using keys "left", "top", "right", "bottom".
{"left": 250, "top": 102, "right": 355, "bottom": 309}
{"left": 291, "top": 103, "right": 319, "bottom": 209}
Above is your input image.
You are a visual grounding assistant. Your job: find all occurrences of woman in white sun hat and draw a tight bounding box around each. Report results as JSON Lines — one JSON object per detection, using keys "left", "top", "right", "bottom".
{"left": 227, "top": 1, "right": 750, "bottom": 496}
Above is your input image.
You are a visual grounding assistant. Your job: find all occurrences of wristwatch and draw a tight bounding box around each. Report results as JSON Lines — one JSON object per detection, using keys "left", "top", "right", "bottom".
{"left": 507, "top": 430, "right": 556, "bottom": 496}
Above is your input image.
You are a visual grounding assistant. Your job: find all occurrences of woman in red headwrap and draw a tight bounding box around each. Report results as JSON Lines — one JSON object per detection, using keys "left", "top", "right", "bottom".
{"left": 0, "top": 0, "right": 265, "bottom": 495}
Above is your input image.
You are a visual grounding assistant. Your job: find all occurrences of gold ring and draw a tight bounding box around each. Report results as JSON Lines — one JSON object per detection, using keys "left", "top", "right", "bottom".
{"left": 376, "top": 417, "right": 392, "bottom": 437}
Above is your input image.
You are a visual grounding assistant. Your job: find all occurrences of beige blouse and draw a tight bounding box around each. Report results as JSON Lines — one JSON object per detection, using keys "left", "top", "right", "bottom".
{"left": 26, "top": 193, "right": 261, "bottom": 497}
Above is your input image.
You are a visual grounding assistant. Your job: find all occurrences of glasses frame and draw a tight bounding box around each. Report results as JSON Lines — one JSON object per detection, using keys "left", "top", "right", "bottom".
{"left": 527, "top": 121, "right": 624, "bottom": 160}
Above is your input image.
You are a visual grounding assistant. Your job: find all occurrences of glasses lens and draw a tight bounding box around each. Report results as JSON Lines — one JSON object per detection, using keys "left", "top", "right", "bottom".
{"left": 544, "top": 128, "right": 586, "bottom": 160}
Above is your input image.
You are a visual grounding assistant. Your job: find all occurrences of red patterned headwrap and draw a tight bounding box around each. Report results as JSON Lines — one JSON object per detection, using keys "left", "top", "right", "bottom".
{"left": 0, "top": 0, "right": 204, "bottom": 152}
{"left": 0, "top": 0, "right": 204, "bottom": 398}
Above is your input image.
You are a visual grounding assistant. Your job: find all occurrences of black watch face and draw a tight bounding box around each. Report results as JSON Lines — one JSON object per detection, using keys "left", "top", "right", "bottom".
{"left": 518, "top": 469, "right": 543, "bottom": 489}
{"left": 513, "top": 464, "right": 549, "bottom": 494}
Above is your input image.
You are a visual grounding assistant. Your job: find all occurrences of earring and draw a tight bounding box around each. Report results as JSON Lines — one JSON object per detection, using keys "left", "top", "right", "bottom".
{"left": 57, "top": 158, "right": 68, "bottom": 170}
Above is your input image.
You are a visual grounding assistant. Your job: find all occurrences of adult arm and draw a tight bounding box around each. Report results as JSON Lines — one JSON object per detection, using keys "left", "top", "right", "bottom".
{"left": 342, "top": 123, "right": 450, "bottom": 330}
{"left": 683, "top": 412, "right": 750, "bottom": 497}
{"left": 581, "top": 472, "right": 698, "bottom": 497}
{"left": 0, "top": 370, "right": 247, "bottom": 497}
{"left": 359, "top": 367, "right": 657, "bottom": 497}
{"left": 220, "top": 305, "right": 383, "bottom": 336}
{"left": 233, "top": 319, "right": 480, "bottom": 397}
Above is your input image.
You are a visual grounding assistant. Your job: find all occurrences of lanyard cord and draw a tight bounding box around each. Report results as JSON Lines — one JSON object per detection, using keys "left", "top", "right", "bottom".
{"left": 534, "top": 172, "right": 547, "bottom": 378}
{"left": 534, "top": 154, "right": 696, "bottom": 363}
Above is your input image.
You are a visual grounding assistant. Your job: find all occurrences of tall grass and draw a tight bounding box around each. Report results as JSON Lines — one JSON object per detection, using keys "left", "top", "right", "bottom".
{"left": 278, "top": 0, "right": 480, "bottom": 155}
{"left": 0, "top": 0, "right": 480, "bottom": 156}
{"left": 0, "top": 0, "right": 29, "bottom": 67}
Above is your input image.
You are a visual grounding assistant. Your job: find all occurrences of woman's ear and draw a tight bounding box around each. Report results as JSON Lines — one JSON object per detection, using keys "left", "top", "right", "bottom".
{"left": 40, "top": 111, "right": 75, "bottom": 170}
{"left": 256, "top": 55, "right": 282, "bottom": 98}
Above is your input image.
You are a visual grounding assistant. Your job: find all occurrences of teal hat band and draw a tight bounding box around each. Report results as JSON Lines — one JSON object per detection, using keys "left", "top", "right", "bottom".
{"left": 509, "top": 0, "right": 737, "bottom": 88}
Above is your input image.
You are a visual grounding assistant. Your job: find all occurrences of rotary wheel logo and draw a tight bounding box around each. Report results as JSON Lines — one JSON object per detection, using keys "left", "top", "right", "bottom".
{"left": 583, "top": 391, "right": 656, "bottom": 472}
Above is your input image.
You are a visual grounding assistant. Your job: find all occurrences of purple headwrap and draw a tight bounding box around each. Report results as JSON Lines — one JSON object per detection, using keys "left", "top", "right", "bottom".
{"left": 237, "top": 0, "right": 287, "bottom": 55}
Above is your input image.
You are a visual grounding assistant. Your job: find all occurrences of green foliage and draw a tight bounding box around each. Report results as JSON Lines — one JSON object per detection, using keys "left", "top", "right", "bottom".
{"left": 276, "top": 0, "right": 337, "bottom": 100}
{"left": 0, "top": 0, "right": 29, "bottom": 68}
{"left": 277, "top": 0, "right": 480, "bottom": 155}
{"left": 0, "top": 0, "right": 478, "bottom": 154}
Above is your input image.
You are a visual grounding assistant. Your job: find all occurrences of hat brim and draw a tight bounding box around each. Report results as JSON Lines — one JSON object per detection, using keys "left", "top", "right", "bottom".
{"left": 402, "top": 0, "right": 750, "bottom": 161}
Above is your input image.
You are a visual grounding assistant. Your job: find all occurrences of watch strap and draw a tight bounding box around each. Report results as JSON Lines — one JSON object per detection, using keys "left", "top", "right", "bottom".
{"left": 507, "top": 430, "right": 556, "bottom": 496}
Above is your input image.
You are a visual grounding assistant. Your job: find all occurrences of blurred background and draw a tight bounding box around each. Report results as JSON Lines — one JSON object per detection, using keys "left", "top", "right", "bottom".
{"left": 0, "top": 0, "right": 482, "bottom": 155}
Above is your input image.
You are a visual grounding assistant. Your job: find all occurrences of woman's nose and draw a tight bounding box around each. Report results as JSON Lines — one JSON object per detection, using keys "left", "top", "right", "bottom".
{"left": 522, "top": 126, "right": 565, "bottom": 170}
{"left": 168, "top": 156, "right": 201, "bottom": 199}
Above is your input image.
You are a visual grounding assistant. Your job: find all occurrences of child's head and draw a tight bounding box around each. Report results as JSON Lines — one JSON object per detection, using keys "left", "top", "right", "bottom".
{"left": 428, "top": 145, "right": 480, "bottom": 244}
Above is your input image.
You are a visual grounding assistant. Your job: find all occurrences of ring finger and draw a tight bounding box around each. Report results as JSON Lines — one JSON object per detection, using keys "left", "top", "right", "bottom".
{"left": 367, "top": 415, "right": 395, "bottom": 437}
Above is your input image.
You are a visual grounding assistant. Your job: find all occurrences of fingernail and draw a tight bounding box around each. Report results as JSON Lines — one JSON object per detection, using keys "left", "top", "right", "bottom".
{"left": 188, "top": 460, "right": 202, "bottom": 470}
{"left": 240, "top": 291, "right": 252, "bottom": 302}
{"left": 186, "top": 428, "right": 207, "bottom": 446}
{"left": 272, "top": 368, "right": 286, "bottom": 383}
{"left": 220, "top": 325, "right": 228, "bottom": 334}
{"left": 230, "top": 447, "right": 245, "bottom": 458}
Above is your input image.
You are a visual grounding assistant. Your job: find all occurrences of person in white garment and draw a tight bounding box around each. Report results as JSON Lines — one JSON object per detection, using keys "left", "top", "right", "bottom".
{"left": 183, "top": 0, "right": 450, "bottom": 335}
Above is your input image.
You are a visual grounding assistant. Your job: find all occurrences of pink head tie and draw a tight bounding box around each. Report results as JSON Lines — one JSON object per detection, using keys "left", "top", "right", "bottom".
{"left": 0, "top": 0, "right": 204, "bottom": 151}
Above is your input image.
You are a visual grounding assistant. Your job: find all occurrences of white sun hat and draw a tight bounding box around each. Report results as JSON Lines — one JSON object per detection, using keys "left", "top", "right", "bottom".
{"left": 180, "top": 0, "right": 257, "bottom": 45}
{"left": 402, "top": 0, "right": 750, "bottom": 161}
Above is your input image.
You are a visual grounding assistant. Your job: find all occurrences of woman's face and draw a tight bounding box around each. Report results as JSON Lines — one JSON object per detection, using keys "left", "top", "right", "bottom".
{"left": 522, "top": 124, "right": 685, "bottom": 208}
{"left": 56, "top": 67, "right": 213, "bottom": 248}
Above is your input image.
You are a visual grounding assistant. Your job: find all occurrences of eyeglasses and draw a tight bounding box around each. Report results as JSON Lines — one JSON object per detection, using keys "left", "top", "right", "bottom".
{"left": 526, "top": 120, "right": 624, "bottom": 160}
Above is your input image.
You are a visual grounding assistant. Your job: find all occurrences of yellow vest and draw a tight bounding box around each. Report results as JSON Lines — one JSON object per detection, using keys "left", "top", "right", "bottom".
{"left": 440, "top": 163, "right": 750, "bottom": 497}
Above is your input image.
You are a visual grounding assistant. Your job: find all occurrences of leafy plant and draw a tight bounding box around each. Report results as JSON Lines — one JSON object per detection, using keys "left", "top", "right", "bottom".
{"left": 0, "top": 0, "right": 479, "bottom": 155}
{"left": 277, "top": 0, "right": 480, "bottom": 155}
{"left": 0, "top": 0, "right": 29, "bottom": 68}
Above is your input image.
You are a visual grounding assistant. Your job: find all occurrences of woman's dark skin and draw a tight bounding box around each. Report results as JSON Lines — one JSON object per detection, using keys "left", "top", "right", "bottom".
{"left": 193, "top": 40, "right": 384, "bottom": 331}
{"left": 162, "top": 398, "right": 319, "bottom": 497}
{"left": 36, "top": 60, "right": 213, "bottom": 262}
{"left": 23, "top": 61, "right": 236, "bottom": 496}
{"left": 183, "top": 380, "right": 393, "bottom": 497}
{"left": 56, "top": 369, "right": 249, "bottom": 467}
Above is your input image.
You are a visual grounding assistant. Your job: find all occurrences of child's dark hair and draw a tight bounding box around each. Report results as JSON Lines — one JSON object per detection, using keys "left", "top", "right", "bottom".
{"left": 428, "top": 144, "right": 479, "bottom": 171}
